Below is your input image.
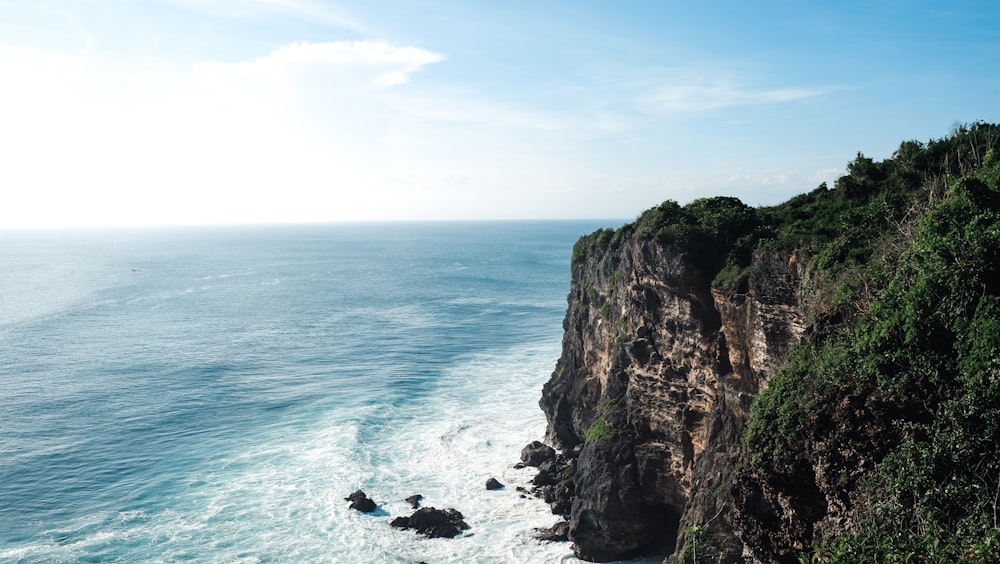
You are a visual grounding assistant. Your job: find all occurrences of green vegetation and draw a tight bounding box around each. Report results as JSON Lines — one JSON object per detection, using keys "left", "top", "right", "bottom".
{"left": 601, "top": 397, "right": 618, "bottom": 415}
{"left": 678, "top": 525, "right": 707, "bottom": 564}
{"left": 599, "top": 302, "right": 613, "bottom": 321}
{"left": 739, "top": 122, "right": 1000, "bottom": 560}
{"left": 711, "top": 482, "right": 727, "bottom": 499}
{"left": 608, "top": 268, "right": 621, "bottom": 289}
{"left": 572, "top": 228, "right": 619, "bottom": 263}
{"left": 566, "top": 122, "right": 1000, "bottom": 561}
{"left": 573, "top": 122, "right": 1000, "bottom": 300}
{"left": 797, "top": 527, "right": 1000, "bottom": 563}
{"left": 563, "top": 122, "right": 1000, "bottom": 561}
{"left": 586, "top": 417, "right": 612, "bottom": 442}
{"left": 633, "top": 196, "right": 767, "bottom": 289}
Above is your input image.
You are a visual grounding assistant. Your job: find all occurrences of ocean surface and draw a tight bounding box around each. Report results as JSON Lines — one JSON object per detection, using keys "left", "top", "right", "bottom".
{"left": 0, "top": 221, "right": 629, "bottom": 563}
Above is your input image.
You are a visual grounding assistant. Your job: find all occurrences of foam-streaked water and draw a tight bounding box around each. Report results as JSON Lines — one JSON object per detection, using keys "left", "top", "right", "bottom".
{"left": 0, "top": 221, "right": 624, "bottom": 563}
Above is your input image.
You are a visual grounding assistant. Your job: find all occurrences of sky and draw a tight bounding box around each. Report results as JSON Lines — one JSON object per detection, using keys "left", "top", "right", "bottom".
{"left": 1, "top": 1, "right": 998, "bottom": 228}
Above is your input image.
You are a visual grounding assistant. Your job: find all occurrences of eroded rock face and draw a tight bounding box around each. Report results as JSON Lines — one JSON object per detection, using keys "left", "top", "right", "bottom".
{"left": 538, "top": 232, "right": 807, "bottom": 562}
{"left": 570, "top": 432, "right": 681, "bottom": 561}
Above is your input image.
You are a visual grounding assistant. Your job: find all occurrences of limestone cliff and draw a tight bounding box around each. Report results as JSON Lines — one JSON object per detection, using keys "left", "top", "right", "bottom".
{"left": 539, "top": 227, "right": 807, "bottom": 562}
{"left": 534, "top": 124, "right": 1000, "bottom": 562}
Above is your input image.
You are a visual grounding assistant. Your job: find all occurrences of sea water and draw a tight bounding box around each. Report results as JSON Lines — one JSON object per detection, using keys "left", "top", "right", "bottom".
{"left": 0, "top": 221, "right": 626, "bottom": 563}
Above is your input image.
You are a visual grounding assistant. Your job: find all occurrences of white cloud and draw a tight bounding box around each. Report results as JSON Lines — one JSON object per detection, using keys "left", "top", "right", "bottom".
{"left": 0, "top": 40, "right": 447, "bottom": 227}
{"left": 810, "top": 167, "right": 842, "bottom": 186}
{"left": 728, "top": 171, "right": 794, "bottom": 186}
{"left": 635, "top": 75, "right": 827, "bottom": 115}
{"left": 384, "top": 92, "right": 576, "bottom": 130}
{"left": 194, "top": 40, "right": 444, "bottom": 89}
{"left": 0, "top": 34, "right": 841, "bottom": 228}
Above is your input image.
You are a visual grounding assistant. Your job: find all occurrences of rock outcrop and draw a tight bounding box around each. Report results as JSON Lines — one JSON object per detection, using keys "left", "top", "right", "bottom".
{"left": 391, "top": 507, "right": 470, "bottom": 538}
{"left": 537, "top": 229, "right": 807, "bottom": 562}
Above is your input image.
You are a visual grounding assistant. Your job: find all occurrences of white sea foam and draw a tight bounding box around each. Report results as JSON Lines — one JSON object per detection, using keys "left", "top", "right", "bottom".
{"left": 14, "top": 343, "right": 589, "bottom": 563}
{"left": 1, "top": 221, "right": 633, "bottom": 563}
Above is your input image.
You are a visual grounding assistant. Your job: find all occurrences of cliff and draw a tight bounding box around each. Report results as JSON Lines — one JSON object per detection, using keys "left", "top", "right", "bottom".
{"left": 533, "top": 123, "right": 1000, "bottom": 562}
{"left": 540, "top": 229, "right": 808, "bottom": 562}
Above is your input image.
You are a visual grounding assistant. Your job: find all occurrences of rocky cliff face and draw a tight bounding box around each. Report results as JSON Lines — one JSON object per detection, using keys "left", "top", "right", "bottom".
{"left": 533, "top": 126, "right": 1000, "bottom": 562}
{"left": 538, "top": 230, "right": 808, "bottom": 562}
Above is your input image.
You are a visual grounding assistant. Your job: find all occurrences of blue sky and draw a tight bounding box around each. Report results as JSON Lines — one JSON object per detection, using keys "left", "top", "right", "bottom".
{"left": 1, "top": 1, "right": 997, "bottom": 227}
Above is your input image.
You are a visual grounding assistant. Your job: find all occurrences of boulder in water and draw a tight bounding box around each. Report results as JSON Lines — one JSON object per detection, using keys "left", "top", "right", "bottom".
{"left": 390, "top": 507, "right": 469, "bottom": 538}
{"left": 520, "top": 440, "right": 556, "bottom": 467}
{"left": 344, "top": 490, "right": 377, "bottom": 513}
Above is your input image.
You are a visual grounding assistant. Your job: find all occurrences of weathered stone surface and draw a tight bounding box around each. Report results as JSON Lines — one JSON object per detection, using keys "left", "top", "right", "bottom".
{"left": 390, "top": 507, "right": 469, "bottom": 538}
{"left": 536, "top": 230, "right": 808, "bottom": 562}
{"left": 344, "top": 490, "right": 377, "bottom": 513}
{"left": 570, "top": 434, "right": 681, "bottom": 562}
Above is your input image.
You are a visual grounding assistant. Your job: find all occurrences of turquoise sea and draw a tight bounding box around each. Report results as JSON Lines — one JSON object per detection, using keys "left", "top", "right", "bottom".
{"left": 0, "top": 221, "right": 615, "bottom": 563}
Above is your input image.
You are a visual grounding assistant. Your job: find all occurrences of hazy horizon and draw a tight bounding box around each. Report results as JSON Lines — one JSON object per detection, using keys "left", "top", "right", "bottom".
{"left": 0, "top": 216, "right": 630, "bottom": 233}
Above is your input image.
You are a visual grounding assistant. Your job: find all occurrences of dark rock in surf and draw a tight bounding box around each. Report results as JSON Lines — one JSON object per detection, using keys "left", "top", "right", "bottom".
{"left": 344, "top": 490, "right": 377, "bottom": 513}
{"left": 520, "top": 441, "right": 556, "bottom": 467}
{"left": 485, "top": 477, "right": 504, "bottom": 490}
{"left": 405, "top": 494, "right": 423, "bottom": 509}
{"left": 531, "top": 458, "right": 559, "bottom": 486}
{"left": 535, "top": 520, "right": 570, "bottom": 542}
{"left": 520, "top": 448, "right": 575, "bottom": 518}
{"left": 391, "top": 507, "right": 470, "bottom": 538}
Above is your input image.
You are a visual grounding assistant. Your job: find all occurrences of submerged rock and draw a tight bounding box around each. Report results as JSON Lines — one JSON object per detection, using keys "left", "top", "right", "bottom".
{"left": 405, "top": 494, "right": 423, "bottom": 509}
{"left": 344, "top": 490, "right": 377, "bottom": 513}
{"left": 391, "top": 507, "right": 469, "bottom": 538}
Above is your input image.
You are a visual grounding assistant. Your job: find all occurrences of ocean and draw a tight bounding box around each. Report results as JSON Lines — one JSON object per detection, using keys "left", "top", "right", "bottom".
{"left": 0, "top": 220, "right": 617, "bottom": 563}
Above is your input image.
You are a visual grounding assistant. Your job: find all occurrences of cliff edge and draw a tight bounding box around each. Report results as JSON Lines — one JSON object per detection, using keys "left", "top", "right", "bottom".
{"left": 534, "top": 123, "right": 1000, "bottom": 562}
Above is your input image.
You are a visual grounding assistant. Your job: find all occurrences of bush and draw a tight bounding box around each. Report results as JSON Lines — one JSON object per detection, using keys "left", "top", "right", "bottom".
{"left": 742, "top": 128, "right": 1000, "bottom": 558}
{"left": 586, "top": 417, "right": 612, "bottom": 442}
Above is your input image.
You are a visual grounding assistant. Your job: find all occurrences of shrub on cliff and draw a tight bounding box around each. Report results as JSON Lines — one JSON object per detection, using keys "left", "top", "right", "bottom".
{"left": 633, "top": 196, "right": 767, "bottom": 280}
{"left": 741, "top": 127, "right": 1000, "bottom": 561}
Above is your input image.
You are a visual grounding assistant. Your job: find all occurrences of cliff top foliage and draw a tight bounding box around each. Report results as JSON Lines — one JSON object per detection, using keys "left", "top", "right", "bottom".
{"left": 572, "top": 121, "right": 1000, "bottom": 561}
{"left": 580, "top": 121, "right": 1000, "bottom": 299}
{"left": 742, "top": 124, "right": 1000, "bottom": 561}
